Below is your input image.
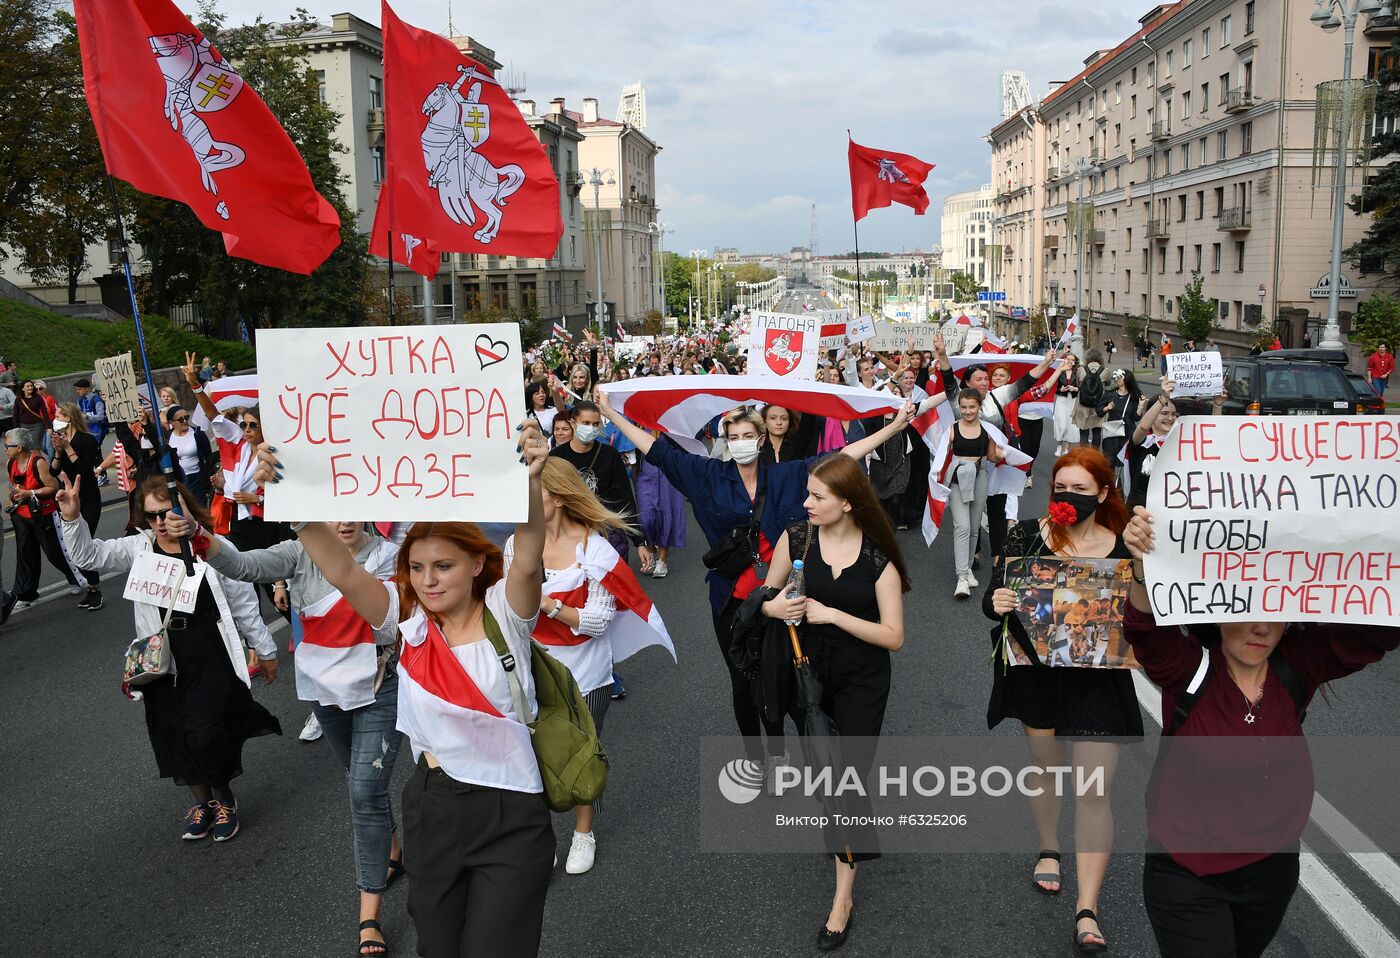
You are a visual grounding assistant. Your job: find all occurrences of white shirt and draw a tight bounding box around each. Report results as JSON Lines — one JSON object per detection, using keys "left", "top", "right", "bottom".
{"left": 168, "top": 429, "right": 200, "bottom": 480}
{"left": 210, "top": 415, "right": 258, "bottom": 519}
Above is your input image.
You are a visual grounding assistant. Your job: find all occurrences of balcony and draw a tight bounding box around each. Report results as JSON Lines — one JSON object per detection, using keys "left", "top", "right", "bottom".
{"left": 1044, "top": 234, "right": 1060, "bottom": 249}
{"left": 1046, "top": 164, "right": 1060, "bottom": 180}
{"left": 367, "top": 106, "right": 384, "bottom": 132}
{"left": 1091, "top": 230, "right": 1106, "bottom": 245}
{"left": 1225, "top": 88, "right": 1255, "bottom": 114}
{"left": 1150, "top": 121, "right": 1170, "bottom": 142}
{"left": 1148, "top": 219, "right": 1170, "bottom": 241}
{"left": 1218, "top": 207, "right": 1252, "bottom": 231}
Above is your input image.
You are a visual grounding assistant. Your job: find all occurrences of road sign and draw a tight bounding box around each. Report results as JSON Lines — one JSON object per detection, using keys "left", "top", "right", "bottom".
{"left": 976, "top": 291, "right": 1007, "bottom": 302}
{"left": 1010, "top": 306, "right": 1028, "bottom": 319}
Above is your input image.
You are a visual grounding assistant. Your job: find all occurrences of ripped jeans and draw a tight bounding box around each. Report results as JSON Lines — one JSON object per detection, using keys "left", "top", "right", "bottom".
{"left": 313, "top": 671, "right": 404, "bottom": 894}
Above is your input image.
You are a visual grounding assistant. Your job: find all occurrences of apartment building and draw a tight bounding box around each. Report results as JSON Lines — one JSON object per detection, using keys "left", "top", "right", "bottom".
{"left": 940, "top": 186, "right": 994, "bottom": 282}
{"left": 989, "top": 0, "right": 1394, "bottom": 348}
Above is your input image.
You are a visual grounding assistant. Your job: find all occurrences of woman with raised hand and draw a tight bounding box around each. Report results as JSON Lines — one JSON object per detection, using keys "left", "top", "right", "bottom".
{"left": 194, "top": 520, "right": 403, "bottom": 956}
{"left": 49, "top": 404, "right": 105, "bottom": 610}
{"left": 1124, "top": 378, "right": 1179, "bottom": 509}
{"left": 252, "top": 422, "right": 555, "bottom": 958}
{"left": 56, "top": 472, "right": 280, "bottom": 843}
{"left": 5, "top": 426, "right": 80, "bottom": 613}
{"left": 596, "top": 389, "right": 912, "bottom": 784}
{"left": 1122, "top": 507, "right": 1398, "bottom": 958}
{"left": 983, "top": 447, "right": 1141, "bottom": 955}
{"left": 759, "top": 454, "right": 909, "bottom": 951}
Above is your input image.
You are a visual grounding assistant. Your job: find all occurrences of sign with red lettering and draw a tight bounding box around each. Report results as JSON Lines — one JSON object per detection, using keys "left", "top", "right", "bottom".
{"left": 1144, "top": 416, "right": 1400, "bottom": 626}
{"left": 257, "top": 325, "right": 526, "bottom": 522}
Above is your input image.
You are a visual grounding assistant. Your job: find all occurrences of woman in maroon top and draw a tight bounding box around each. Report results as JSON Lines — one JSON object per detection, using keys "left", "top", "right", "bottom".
{"left": 1122, "top": 506, "right": 1398, "bottom": 958}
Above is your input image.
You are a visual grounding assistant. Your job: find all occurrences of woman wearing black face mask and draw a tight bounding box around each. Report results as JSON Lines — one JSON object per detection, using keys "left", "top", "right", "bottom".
{"left": 983, "top": 446, "right": 1141, "bottom": 955}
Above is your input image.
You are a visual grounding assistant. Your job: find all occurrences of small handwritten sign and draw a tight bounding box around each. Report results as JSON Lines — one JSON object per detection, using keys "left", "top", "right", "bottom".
{"left": 123, "top": 551, "right": 206, "bottom": 614}
{"left": 95, "top": 352, "right": 142, "bottom": 424}
{"left": 1165, "top": 351, "right": 1223, "bottom": 398}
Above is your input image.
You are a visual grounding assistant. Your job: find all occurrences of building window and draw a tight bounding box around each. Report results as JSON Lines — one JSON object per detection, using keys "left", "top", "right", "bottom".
{"left": 1180, "top": 144, "right": 1190, "bottom": 171}
{"left": 106, "top": 236, "right": 122, "bottom": 265}
{"left": 1194, "top": 245, "right": 1203, "bottom": 271}
{"left": 1126, "top": 268, "right": 1132, "bottom": 293}
{"left": 1115, "top": 80, "right": 1123, "bottom": 104}
{"left": 1176, "top": 246, "right": 1185, "bottom": 272}
{"left": 1246, "top": 1, "right": 1255, "bottom": 35}
{"left": 1115, "top": 122, "right": 1122, "bottom": 147}
{"left": 1164, "top": 149, "right": 1172, "bottom": 175}
{"left": 1200, "top": 136, "right": 1209, "bottom": 165}
{"left": 1241, "top": 121, "right": 1253, "bottom": 155}
{"left": 1220, "top": 300, "right": 1230, "bottom": 320}
{"left": 1202, "top": 26, "right": 1211, "bottom": 54}
{"left": 1130, "top": 94, "right": 1137, "bottom": 119}
{"left": 1166, "top": 50, "right": 1173, "bottom": 77}
{"left": 1201, "top": 82, "right": 1210, "bottom": 112}
{"left": 1369, "top": 46, "right": 1399, "bottom": 136}
{"left": 369, "top": 75, "right": 383, "bottom": 109}
{"left": 1217, "top": 130, "right": 1228, "bottom": 160}
{"left": 1243, "top": 60, "right": 1254, "bottom": 94}
{"left": 371, "top": 146, "right": 384, "bottom": 184}
{"left": 1178, "top": 194, "right": 1187, "bottom": 221}
{"left": 315, "top": 70, "right": 326, "bottom": 104}
{"left": 520, "top": 282, "right": 537, "bottom": 308}
{"left": 1148, "top": 61, "right": 1155, "bottom": 87}
{"left": 1132, "top": 66, "right": 1138, "bottom": 84}
{"left": 1212, "top": 243, "right": 1222, "bottom": 272}
{"left": 491, "top": 281, "right": 508, "bottom": 308}
{"left": 1182, "top": 91, "right": 1191, "bottom": 120}
{"left": 1235, "top": 240, "right": 1246, "bottom": 271}
{"left": 1214, "top": 186, "right": 1225, "bottom": 215}
{"left": 1184, "top": 38, "right": 1194, "bottom": 67}
{"left": 1221, "top": 15, "right": 1232, "bottom": 46}
{"left": 1219, "top": 74, "right": 1231, "bottom": 102}
{"left": 1164, "top": 98, "right": 1173, "bottom": 128}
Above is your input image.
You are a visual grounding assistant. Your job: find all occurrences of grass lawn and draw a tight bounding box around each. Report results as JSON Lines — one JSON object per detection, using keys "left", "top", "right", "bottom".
{"left": 0, "top": 298, "right": 254, "bottom": 379}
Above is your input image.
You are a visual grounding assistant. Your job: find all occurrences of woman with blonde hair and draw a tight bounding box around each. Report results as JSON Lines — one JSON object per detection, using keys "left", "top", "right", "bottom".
{"left": 49, "top": 402, "right": 106, "bottom": 608}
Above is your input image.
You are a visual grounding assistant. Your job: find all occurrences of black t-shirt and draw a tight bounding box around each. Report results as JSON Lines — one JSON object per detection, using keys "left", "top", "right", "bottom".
{"left": 548, "top": 441, "right": 641, "bottom": 541}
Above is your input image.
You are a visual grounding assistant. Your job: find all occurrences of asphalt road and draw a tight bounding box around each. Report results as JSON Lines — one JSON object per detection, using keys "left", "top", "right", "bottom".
{"left": 3, "top": 449, "right": 1397, "bottom": 957}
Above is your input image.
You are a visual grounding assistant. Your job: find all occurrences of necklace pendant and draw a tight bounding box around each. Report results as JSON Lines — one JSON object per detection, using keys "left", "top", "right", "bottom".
{"left": 1244, "top": 712, "right": 1256, "bottom": 725}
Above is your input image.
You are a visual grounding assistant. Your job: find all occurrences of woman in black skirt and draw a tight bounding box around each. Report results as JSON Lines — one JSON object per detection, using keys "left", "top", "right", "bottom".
{"left": 761, "top": 454, "right": 909, "bottom": 951}
{"left": 57, "top": 473, "right": 281, "bottom": 843}
{"left": 983, "top": 447, "right": 1141, "bottom": 954}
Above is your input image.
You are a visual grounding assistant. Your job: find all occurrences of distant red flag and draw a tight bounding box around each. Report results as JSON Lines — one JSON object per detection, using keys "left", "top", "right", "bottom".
{"left": 848, "top": 136, "right": 934, "bottom": 222}
{"left": 369, "top": 1, "right": 564, "bottom": 278}
{"left": 73, "top": 0, "right": 341, "bottom": 274}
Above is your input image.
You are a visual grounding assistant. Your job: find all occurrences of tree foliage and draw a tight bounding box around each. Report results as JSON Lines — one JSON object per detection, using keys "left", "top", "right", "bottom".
{"left": 1347, "top": 36, "right": 1400, "bottom": 283}
{"left": 1121, "top": 313, "right": 1148, "bottom": 347}
{"left": 1176, "top": 272, "right": 1216, "bottom": 342}
{"left": 951, "top": 271, "right": 981, "bottom": 302}
{"left": 1351, "top": 293, "right": 1400, "bottom": 353}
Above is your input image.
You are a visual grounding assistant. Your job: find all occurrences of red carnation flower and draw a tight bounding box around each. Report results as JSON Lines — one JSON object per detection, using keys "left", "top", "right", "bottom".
{"left": 1047, "top": 501, "right": 1079, "bottom": 526}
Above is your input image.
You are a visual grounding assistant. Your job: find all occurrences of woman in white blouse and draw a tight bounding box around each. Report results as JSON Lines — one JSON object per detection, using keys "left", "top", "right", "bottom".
{"left": 254, "top": 422, "right": 553, "bottom": 958}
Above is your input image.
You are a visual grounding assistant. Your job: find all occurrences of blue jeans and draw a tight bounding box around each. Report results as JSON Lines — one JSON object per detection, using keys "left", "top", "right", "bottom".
{"left": 312, "top": 671, "right": 404, "bottom": 894}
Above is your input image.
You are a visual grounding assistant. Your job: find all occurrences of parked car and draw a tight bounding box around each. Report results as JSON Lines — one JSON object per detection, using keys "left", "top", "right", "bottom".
{"left": 1344, "top": 369, "right": 1388, "bottom": 415}
{"left": 1179, "top": 349, "right": 1366, "bottom": 416}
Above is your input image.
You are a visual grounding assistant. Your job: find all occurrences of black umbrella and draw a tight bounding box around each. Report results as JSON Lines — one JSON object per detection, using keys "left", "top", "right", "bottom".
{"left": 787, "top": 623, "right": 861, "bottom": 865}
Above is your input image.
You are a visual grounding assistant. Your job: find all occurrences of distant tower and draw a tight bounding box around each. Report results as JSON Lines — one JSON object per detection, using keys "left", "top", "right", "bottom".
{"left": 1001, "top": 70, "right": 1032, "bottom": 118}
{"left": 616, "top": 83, "right": 647, "bottom": 130}
{"left": 501, "top": 64, "right": 527, "bottom": 101}
{"left": 809, "top": 203, "right": 819, "bottom": 258}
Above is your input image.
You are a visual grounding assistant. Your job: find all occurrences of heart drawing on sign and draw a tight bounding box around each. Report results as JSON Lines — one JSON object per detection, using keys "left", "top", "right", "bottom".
{"left": 475, "top": 334, "right": 509, "bottom": 370}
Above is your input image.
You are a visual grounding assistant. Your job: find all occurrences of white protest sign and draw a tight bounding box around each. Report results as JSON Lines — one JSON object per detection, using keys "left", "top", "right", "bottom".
{"left": 962, "top": 329, "right": 986, "bottom": 354}
{"left": 614, "top": 339, "right": 650, "bottom": 362}
{"left": 258, "top": 325, "right": 528, "bottom": 522}
{"left": 816, "top": 309, "right": 851, "bottom": 350}
{"left": 94, "top": 352, "right": 142, "bottom": 424}
{"left": 748, "top": 312, "right": 820, "bottom": 380}
{"left": 123, "top": 551, "right": 207, "bottom": 614}
{"left": 871, "top": 322, "right": 940, "bottom": 351}
{"left": 847, "top": 314, "right": 877, "bottom": 345}
{"left": 1165, "top": 351, "right": 1224, "bottom": 398}
{"left": 1144, "top": 416, "right": 1400, "bottom": 626}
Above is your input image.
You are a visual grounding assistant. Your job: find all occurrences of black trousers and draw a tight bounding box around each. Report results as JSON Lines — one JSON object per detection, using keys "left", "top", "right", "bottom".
{"left": 712, "top": 596, "right": 792, "bottom": 761}
{"left": 1018, "top": 417, "right": 1046, "bottom": 460}
{"left": 10, "top": 511, "right": 76, "bottom": 600}
{"left": 1143, "top": 852, "right": 1300, "bottom": 958}
{"left": 403, "top": 759, "right": 555, "bottom": 958}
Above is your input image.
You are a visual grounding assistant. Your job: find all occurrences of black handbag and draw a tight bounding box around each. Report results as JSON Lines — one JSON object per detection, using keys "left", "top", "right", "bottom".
{"left": 702, "top": 486, "right": 767, "bottom": 581}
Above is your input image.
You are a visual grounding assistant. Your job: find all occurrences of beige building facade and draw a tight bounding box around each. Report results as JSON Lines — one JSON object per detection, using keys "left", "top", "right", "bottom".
{"left": 940, "top": 186, "right": 994, "bottom": 283}
{"left": 989, "top": 0, "right": 1394, "bottom": 349}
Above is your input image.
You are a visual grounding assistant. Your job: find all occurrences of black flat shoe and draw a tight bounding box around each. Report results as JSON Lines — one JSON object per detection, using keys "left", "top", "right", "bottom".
{"left": 358, "top": 919, "right": 389, "bottom": 956}
{"left": 816, "top": 909, "right": 854, "bottom": 951}
{"left": 1075, "top": 909, "right": 1108, "bottom": 954}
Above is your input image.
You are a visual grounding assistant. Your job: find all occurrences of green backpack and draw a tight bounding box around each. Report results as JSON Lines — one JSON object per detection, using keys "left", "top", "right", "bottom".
{"left": 484, "top": 608, "right": 609, "bottom": 812}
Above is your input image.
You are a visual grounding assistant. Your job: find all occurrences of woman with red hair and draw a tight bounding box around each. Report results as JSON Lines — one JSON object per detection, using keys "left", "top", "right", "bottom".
{"left": 983, "top": 446, "right": 1142, "bottom": 955}
{"left": 251, "top": 422, "right": 554, "bottom": 958}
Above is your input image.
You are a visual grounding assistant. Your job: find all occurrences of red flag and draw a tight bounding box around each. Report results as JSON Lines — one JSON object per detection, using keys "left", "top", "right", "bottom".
{"left": 74, "top": 0, "right": 341, "bottom": 274}
{"left": 369, "top": 2, "right": 564, "bottom": 278}
{"left": 848, "top": 136, "right": 934, "bottom": 222}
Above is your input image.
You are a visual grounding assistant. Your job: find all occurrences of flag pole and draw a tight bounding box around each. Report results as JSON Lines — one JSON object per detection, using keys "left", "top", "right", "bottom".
{"left": 852, "top": 213, "right": 863, "bottom": 318}
{"left": 106, "top": 176, "right": 195, "bottom": 574}
{"left": 387, "top": 228, "right": 395, "bottom": 323}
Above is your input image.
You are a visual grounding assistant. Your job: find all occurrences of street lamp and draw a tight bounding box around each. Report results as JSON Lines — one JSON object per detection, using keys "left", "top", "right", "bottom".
{"left": 1067, "top": 154, "right": 1101, "bottom": 348}
{"left": 1311, "top": 0, "right": 1390, "bottom": 348}
{"left": 584, "top": 167, "right": 615, "bottom": 334}
{"left": 689, "top": 248, "right": 707, "bottom": 328}
{"left": 647, "top": 220, "right": 673, "bottom": 319}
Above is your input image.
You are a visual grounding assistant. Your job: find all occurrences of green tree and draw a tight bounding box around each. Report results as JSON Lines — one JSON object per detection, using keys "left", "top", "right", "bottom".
{"left": 1176, "top": 272, "right": 1216, "bottom": 342}
{"left": 731, "top": 263, "right": 776, "bottom": 284}
{"left": 127, "top": 4, "right": 369, "bottom": 333}
{"left": 951, "top": 271, "right": 980, "bottom": 302}
{"left": 1351, "top": 293, "right": 1400, "bottom": 353}
{"left": 1347, "top": 36, "right": 1400, "bottom": 280}
{"left": 1122, "top": 313, "right": 1147, "bottom": 347}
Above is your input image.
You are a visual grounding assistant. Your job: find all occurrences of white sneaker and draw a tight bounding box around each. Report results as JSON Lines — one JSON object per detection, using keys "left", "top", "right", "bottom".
{"left": 764, "top": 751, "right": 792, "bottom": 796}
{"left": 299, "top": 713, "right": 323, "bottom": 742}
{"left": 12, "top": 599, "right": 35, "bottom": 613}
{"left": 965, "top": 572, "right": 979, "bottom": 589}
{"left": 953, "top": 576, "right": 971, "bottom": 598}
{"left": 652, "top": 560, "right": 668, "bottom": 578}
{"left": 565, "top": 830, "right": 596, "bottom": 874}
{"left": 68, "top": 583, "right": 83, "bottom": 595}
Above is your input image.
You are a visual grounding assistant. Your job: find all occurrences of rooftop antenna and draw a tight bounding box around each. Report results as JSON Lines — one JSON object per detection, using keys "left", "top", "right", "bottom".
{"left": 808, "top": 203, "right": 819, "bottom": 258}
{"left": 446, "top": 0, "right": 454, "bottom": 36}
{"left": 501, "top": 64, "right": 526, "bottom": 100}
{"left": 1001, "top": 70, "right": 1032, "bottom": 118}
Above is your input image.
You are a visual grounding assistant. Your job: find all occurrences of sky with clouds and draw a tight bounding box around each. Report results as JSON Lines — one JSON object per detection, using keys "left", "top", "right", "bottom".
{"left": 219, "top": 1, "right": 1148, "bottom": 256}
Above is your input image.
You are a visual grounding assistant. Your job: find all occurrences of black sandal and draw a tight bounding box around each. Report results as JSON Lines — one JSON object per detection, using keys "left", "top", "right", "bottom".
{"left": 358, "top": 919, "right": 388, "bottom": 956}
{"left": 1032, "top": 850, "right": 1062, "bottom": 895}
{"left": 385, "top": 857, "right": 404, "bottom": 888}
{"left": 1074, "top": 909, "right": 1108, "bottom": 954}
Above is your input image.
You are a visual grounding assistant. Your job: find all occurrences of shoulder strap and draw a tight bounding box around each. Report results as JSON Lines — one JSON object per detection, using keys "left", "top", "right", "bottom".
{"left": 1269, "top": 647, "right": 1309, "bottom": 725}
{"left": 484, "top": 606, "right": 534, "bottom": 729}
{"left": 1165, "top": 645, "right": 1212, "bottom": 736}
{"left": 751, "top": 467, "right": 768, "bottom": 526}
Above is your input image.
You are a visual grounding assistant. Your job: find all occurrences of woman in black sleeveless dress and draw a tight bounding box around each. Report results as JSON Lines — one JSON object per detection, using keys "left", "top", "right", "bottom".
{"left": 761, "top": 454, "right": 910, "bottom": 952}
{"left": 983, "top": 447, "right": 1141, "bottom": 954}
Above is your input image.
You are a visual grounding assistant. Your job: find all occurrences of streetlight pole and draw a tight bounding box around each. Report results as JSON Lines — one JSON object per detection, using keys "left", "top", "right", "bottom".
{"left": 1311, "top": 0, "right": 1389, "bottom": 348}
{"left": 1068, "top": 154, "right": 1100, "bottom": 346}
{"left": 585, "top": 167, "right": 616, "bottom": 336}
{"left": 689, "top": 248, "right": 706, "bottom": 330}
{"left": 648, "top": 221, "right": 673, "bottom": 320}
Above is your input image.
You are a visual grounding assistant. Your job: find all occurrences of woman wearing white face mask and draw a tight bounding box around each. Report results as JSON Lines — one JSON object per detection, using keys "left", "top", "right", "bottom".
{"left": 595, "top": 392, "right": 914, "bottom": 783}
{"left": 547, "top": 401, "right": 651, "bottom": 569}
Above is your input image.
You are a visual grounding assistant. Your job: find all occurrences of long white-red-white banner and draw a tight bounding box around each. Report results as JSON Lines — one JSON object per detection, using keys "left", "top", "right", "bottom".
{"left": 597, "top": 374, "right": 904, "bottom": 454}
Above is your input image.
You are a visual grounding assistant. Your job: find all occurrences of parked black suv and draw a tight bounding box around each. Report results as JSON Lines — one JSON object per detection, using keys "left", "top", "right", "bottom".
{"left": 1178, "top": 349, "right": 1368, "bottom": 416}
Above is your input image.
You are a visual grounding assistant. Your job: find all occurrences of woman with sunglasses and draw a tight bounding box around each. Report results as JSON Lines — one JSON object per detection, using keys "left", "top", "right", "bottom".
{"left": 56, "top": 472, "right": 281, "bottom": 842}
{"left": 165, "top": 405, "right": 215, "bottom": 506}
{"left": 49, "top": 404, "right": 105, "bottom": 609}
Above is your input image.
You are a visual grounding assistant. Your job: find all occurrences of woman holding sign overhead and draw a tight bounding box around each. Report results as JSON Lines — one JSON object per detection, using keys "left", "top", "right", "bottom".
{"left": 55, "top": 473, "right": 281, "bottom": 843}
{"left": 983, "top": 447, "right": 1141, "bottom": 955}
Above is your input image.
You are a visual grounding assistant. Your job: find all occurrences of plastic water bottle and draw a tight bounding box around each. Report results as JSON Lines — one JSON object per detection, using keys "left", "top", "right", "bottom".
{"left": 783, "top": 560, "right": 806, "bottom": 625}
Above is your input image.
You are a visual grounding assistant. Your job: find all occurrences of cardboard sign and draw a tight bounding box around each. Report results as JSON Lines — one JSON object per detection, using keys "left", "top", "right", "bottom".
{"left": 816, "top": 309, "right": 851, "bottom": 350}
{"left": 871, "top": 322, "right": 940, "bottom": 351}
{"left": 1144, "top": 417, "right": 1400, "bottom": 626}
{"left": 614, "top": 339, "right": 651, "bottom": 362}
{"left": 847, "top": 314, "right": 877, "bottom": 345}
{"left": 748, "top": 312, "right": 820, "bottom": 380}
{"left": 962, "top": 329, "right": 986, "bottom": 354}
{"left": 1005, "top": 557, "right": 1137, "bottom": 668}
{"left": 94, "top": 352, "right": 142, "bottom": 424}
{"left": 1165, "top": 351, "right": 1224, "bottom": 398}
{"left": 123, "top": 551, "right": 207, "bottom": 614}
{"left": 257, "top": 325, "right": 528, "bottom": 522}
